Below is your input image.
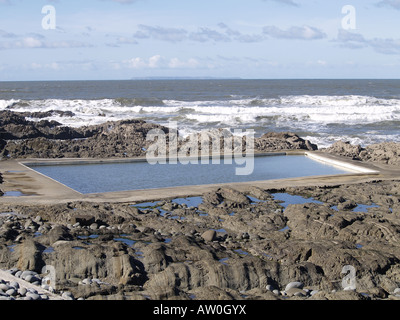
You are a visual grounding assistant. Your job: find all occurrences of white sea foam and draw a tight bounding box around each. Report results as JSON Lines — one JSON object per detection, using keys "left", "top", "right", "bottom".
{"left": 3, "top": 95, "right": 400, "bottom": 147}
{"left": 0, "top": 99, "right": 19, "bottom": 110}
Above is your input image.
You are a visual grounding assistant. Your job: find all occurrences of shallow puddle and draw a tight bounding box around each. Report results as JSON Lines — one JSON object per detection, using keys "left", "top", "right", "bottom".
{"left": 353, "top": 203, "right": 380, "bottom": 212}
{"left": 132, "top": 201, "right": 160, "bottom": 209}
{"left": 247, "top": 196, "right": 265, "bottom": 203}
{"left": 272, "top": 193, "right": 323, "bottom": 209}
{"left": 114, "top": 237, "right": 136, "bottom": 247}
{"left": 3, "top": 191, "right": 29, "bottom": 197}
{"left": 77, "top": 234, "right": 100, "bottom": 240}
{"left": 43, "top": 247, "right": 55, "bottom": 253}
{"left": 330, "top": 203, "right": 380, "bottom": 212}
{"left": 234, "top": 249, "right": 249, "bottom": 256}
{"left": 218, "top": 258, "right": 229, "bottom": 265}
{"left": 173, "top": 197, "right": 203, "bottom": 208}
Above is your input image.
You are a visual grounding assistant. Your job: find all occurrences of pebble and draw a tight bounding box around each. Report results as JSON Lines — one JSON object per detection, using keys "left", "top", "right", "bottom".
{"left": 265, "top": 284, "right": 274, "bottom": 291}
{"left": 6, "top": 288, "right": 16, "bottom": 296}
{"left": 285, "top": 281, "right": 304, "bottom": 291}
{"left": 201, "top": 230, "right": 217, "bottom": 242}
{"left": 62, "top": 292, "right": 75, "bottom": 300}
{"left": 343, "top": 286, "right": 356, "bottom": 291}
{"left": 310, "top": 290, "right": 319, "bottom": 296}
{"left": 26, "top": 292, "right": 40, "bottom": 300}
{"left": 0, "top": 268, "right": 76, "bottom": 300}
{"left": 18, "top": 287, "right": 27, "bottom": 296}
{"left": 0, "top": 284, "right": 9, "bottom": 291}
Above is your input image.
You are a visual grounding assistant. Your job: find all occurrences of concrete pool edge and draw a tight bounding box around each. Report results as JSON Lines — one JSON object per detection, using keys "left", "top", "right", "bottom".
{"left": 1, "top": 150, "right": 398, "bottom": 205}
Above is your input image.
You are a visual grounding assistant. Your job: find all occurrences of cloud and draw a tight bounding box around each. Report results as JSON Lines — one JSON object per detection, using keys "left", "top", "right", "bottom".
{"left": 335, "top": 29, "right": 400, "bottom": 54}
{"left": 132, "top": 23, "right": 268, "bottom": 44}
{"left": 218, "top": 23, "right": 264, "bottom": 43}
{"left": 133, "top": 25, "right": 188, "bottom": 42}
{"left": 106, "top": 36, "right": 138, "bottom": 47}
{"left": 123, "top": 55, "right": 163, "bottom": 69}
{"left": 29, "top": 62, "right": 61, "bottom": 70}
{"left": 0, "top": 36, "right": 93, "bottom": 50}
{"left": 189, "top": 27, "right": 231, "bottom": 43}
{"left": 376, "top": 0, "right": 400, "bottom": 9}
{"left": 168, "top": 57, "right": 199, "bottom": 69}
{"left": 0, "top": 29, "right": 17, "bottom": 38}
{"left": 131, "top": 23, "right": 330, "bottom": 44}
{"left": 262, "top": 0, "right": 299, "bottom": 6}
{"left": 263, "top": 25, "right": 327, "bottom": 40}
{"left": 99, "top": 0, "right": 141, "bottom": 3}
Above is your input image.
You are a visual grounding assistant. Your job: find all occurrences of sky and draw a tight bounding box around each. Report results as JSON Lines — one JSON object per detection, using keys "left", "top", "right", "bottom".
{"left": 1, "top": 0, "right": 400, "bottom": 80}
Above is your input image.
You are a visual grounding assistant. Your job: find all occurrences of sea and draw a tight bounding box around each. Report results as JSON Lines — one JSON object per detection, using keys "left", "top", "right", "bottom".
{"left": 1, "top": 79, "right": 399, "bottom": 148}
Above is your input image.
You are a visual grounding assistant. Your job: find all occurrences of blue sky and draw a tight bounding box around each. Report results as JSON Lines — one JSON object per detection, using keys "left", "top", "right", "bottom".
{"left": 1, "top": 0, "right": 400, "bottom": 80}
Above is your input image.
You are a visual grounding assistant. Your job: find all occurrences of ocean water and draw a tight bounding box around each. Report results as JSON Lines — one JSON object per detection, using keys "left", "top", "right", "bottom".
{"left": 1, "top": 79, "right": 399, "bottom": 148}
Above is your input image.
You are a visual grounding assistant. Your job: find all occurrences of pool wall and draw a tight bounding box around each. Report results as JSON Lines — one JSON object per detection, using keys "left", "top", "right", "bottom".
{"left": 304, "top": 152, "right": 380, "bottom": 174}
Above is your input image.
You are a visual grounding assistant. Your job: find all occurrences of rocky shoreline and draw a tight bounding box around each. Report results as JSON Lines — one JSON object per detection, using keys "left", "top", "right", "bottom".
{"left": 1, "top": 110, "right": 400, "bottom": 300}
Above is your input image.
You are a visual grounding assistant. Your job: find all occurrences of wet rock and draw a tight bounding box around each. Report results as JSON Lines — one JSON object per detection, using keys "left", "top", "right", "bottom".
{"left": 218, "top": 188, "right": 250, "bottom": 207}
{"left": 255, "top": 132, "right": 317, "bottom": 151}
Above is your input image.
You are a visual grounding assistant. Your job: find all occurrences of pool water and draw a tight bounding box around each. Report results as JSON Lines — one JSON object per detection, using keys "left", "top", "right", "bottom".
{"left": 27, "top": 155, "right": 352, "bottom": 194}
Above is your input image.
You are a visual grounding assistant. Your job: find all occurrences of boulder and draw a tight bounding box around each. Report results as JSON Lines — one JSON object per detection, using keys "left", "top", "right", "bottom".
{"left": 15, "top": 240, "right": 45, "bottom": 273}
{"left": 201, "top": 230, "right": 217, "bottom": 242}
{"left": 324, "top": 140, "right": 364, "bottom": 160}
{"left": 255, "top": 132, "right": 318, "bottom": 152}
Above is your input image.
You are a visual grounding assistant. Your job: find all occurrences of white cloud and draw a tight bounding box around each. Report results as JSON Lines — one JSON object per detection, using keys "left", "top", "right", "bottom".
{"left": 148, "top": 55, "right": 162, "bottom": 68}
{"left": 20, "top": 37, "right": 43, "bottom": 48}
{"left": 123, "top": 55, "right": 200, "bottom": 69}
{"left": 168, "top": 57, "right": 199, "bottom": 69}
{"left": 28, "top": 62, "right": 60, "bottom": 70}
{"left": 124, "top": 55, "right": 163, "bottom": 69}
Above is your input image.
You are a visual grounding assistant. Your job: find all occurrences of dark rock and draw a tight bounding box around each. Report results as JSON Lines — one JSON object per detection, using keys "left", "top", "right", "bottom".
{"left": 70, "top": 215, "right": 95, "bottom": 227}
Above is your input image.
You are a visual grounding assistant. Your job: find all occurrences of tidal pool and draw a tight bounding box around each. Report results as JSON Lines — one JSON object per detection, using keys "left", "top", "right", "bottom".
{"left": 27, "top": 155, "right": 352, "bottom": 194}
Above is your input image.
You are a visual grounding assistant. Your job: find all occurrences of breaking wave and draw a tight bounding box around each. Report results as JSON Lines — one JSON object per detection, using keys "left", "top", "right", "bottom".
{"left": 1, "top": 94, "right": 400, "bottom": 147}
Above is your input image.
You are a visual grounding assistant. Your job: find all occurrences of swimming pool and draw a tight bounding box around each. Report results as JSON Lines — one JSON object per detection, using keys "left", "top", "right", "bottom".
{"left": 26, "top": 154, "right": 353, "bottom": 194}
